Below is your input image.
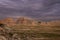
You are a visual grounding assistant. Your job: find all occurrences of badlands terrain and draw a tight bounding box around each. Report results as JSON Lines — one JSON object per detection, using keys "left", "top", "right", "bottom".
{"left": 0, "top": 17, "right": 60, "bottom": 40}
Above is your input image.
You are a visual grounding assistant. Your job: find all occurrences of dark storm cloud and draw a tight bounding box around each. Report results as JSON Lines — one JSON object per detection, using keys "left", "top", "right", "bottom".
{"left": 0, "top": 0, "right": 60, "bottom": 20}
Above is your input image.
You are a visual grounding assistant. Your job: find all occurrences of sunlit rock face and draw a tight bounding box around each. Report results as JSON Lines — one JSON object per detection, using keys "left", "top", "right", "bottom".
{"left": 16, "top": 17, "right": 38, "bottom": 26}
{"left": 0, "top": 18, "right": 16, "bottom": 26}
{"left": 0, "top": 17, "right": 38, "bottom": 26}
{"left": 0, "top": 17, "right": 60, "bottom": 27}
{"left": 0, "top": 20, "right": 4, "bottom": 24}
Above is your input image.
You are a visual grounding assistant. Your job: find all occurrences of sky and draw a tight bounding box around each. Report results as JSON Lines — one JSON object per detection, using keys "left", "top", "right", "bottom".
{"left": 0, "top": 0, "right": 60, "bottom": 21}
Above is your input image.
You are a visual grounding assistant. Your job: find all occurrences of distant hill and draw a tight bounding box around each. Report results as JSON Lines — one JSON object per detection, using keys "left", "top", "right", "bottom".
{"left": 0, "top": 17, "right": 38, "bottom": 26}
{"left": 0, "top": 17, "right": 60, "bottom": 27}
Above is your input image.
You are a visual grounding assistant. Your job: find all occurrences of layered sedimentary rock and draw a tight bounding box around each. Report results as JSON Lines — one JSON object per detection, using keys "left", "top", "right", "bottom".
{"left": 0, "top": 18, "right": 16, "bottom": 26}
{"left": 16, "top": 17, "right": 38, "bottom": 26}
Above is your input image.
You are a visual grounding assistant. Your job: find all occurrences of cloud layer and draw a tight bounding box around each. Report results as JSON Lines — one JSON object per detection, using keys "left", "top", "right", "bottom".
{"left": 0, "top": 0, "right": 60, "bottom": 20}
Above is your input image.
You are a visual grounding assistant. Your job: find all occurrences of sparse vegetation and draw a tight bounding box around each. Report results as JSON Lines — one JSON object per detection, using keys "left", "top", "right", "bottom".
{"left": 0, "top": 17, "right": 60, "bottom": 40}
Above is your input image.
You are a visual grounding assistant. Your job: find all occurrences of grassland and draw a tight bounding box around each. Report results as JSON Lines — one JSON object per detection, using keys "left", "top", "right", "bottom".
{"left": 9, "top": 24, "right": 60, "bottom": 40}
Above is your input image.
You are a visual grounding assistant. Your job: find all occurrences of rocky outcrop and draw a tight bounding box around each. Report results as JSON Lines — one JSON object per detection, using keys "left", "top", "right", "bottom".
{"left": 0, "top": 18, "right": 16, "bottom": 27}
{"left": 0, "top": 17, "right": 38, "bottom": 26}
{"left": 0, "top": 17, "right": 60, "bottom": 27}
{"left": 16, "top": 17, "right": 38, "bottom": 26}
